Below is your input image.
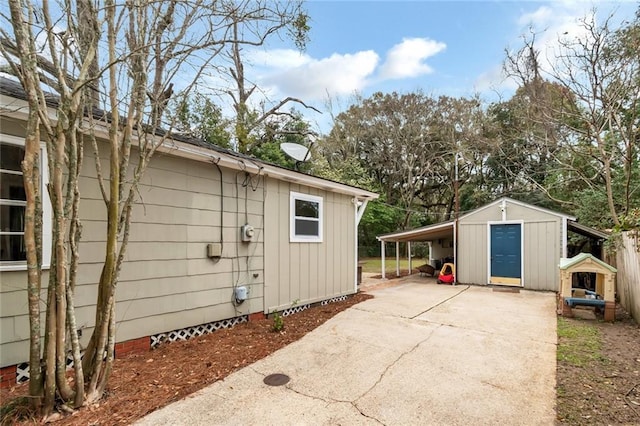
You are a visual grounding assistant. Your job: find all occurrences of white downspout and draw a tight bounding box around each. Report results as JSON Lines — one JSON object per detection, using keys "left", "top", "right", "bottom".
{"left": 396, "top": 241, "right": 400, "bottom": 277}
{"left": 354, "top": 201, "right": 358, "bottom": 292}
{"left": 381, "top": 240, "right": 386, "bottom": 279}
{"left": 562, "top": 217, "right": 568, "bottom": 259}
{"left": 453, "top": 220, "right": 458, "bottom": 285}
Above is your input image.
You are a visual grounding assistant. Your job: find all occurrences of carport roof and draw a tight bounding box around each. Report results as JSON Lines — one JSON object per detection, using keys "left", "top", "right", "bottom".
{"left": 376, "top": 220, "right": 454, "bottom": 242}
{"left": 375, "top": 217, "right": 609, "bottom": 243}
{"left": 567, "top": 220, "right": 610, "bottom": 240}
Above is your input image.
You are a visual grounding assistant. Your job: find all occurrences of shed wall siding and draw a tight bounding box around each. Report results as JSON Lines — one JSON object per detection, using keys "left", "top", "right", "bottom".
{"left": 458, "top": 200, "right": 562, "bottom": 291}
{"left": 263, "top": 178, "right": 355, "bottom": 313}
{"left": 457, "top": 223, "right": 487, "bottom": 284}
{"left": 0, "top": 142, "right": 266, "bottom": 367}
{"left": 523, "top": 221, "right": 561, "bottom": 291}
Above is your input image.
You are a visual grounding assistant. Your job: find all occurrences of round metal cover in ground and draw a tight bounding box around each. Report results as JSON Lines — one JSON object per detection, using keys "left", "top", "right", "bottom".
{"left": 263, "top": 373, "right": 290, "bottom": 386}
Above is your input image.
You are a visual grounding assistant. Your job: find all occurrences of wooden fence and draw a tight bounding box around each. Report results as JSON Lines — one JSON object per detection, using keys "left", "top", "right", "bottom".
{"left": 610, "top": 232, "right": 640, "bottom": 322}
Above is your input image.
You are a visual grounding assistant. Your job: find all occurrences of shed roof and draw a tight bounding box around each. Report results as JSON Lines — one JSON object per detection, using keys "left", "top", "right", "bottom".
{"left": 459, "top": 197, "right": 576, "bottom": 221}
{"left": 375, "top": 197, "right": 610, "bottom": 243}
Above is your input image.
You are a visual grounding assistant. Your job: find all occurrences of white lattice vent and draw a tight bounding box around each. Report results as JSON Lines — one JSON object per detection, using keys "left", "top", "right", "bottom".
{"left": 281, "top": 304, "right": 310, "bottom": 317}
{"left": 16, "top": 363, "right": 29, "bottom": 383}
{"left": 321, "top": 295, "right": 348, "bottom": 305}
{"left": 16, "top": 351, "right": 85, "bottom": 383}
{"left": 151, "top": 315, "right": 248, "bottom": 349}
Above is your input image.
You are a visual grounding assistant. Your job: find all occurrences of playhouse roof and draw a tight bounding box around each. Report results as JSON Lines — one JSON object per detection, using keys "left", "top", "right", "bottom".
{"left": 559, "top": 253, "right": 617, "bottom": 273}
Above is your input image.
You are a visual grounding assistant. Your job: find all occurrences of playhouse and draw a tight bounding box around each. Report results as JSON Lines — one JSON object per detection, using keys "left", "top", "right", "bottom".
{"left": 558, "top": 253, "right": 617, "bottom": 322}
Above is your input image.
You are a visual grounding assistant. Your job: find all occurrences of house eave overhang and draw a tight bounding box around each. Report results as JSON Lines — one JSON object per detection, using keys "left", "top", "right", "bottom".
{"left": 166, "top": 139, "right": 379, "bottom": 200}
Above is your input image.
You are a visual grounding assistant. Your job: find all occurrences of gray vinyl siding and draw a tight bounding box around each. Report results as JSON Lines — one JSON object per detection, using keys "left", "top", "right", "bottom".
{"left": 263, "top": 178, "right": 356, "bottom": 313}
{"left": 0, "top": 141, "right": 266, "bottom": 367}
{"left": 523, "top": 221, "right": 561, "bottom": 291}
{"left": 457, "top": 199, "right": 563, "bottom": 291}
{"left": 457, "top": 223, "right": 487, "bottom": 285}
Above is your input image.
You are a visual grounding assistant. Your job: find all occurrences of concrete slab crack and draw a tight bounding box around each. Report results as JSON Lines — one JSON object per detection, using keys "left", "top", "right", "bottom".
{"left": 350, "top": 324, "right": 443, "bottom": 421}
{"left": 350, "top": 401, "right": 386, "bottom": 425}
{"left": 410, "top": 285, "right": 470, "bottom": 319}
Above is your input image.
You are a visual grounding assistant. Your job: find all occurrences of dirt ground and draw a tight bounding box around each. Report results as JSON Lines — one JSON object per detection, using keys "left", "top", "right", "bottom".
{"left": 556, "top": 306, "right": 640, "bottom": 425}
{"left": 2, "top": 285, "right": 639, "bottom": 425}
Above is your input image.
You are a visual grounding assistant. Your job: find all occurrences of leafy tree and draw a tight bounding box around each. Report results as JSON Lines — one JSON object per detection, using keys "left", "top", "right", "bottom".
{"left": 321, "top": 91, "right": 488, "bottom": 227}
{"left": 172, "top": 93, "right": 232, "bottom": 148}
{"left": 251, "top": 109, "right": 313, "bottom": 170}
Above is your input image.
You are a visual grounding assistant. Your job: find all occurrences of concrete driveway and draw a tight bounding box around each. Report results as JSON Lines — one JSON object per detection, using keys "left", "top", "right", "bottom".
{"left": 136, "top": 281, "right": 557, "bottom": 425}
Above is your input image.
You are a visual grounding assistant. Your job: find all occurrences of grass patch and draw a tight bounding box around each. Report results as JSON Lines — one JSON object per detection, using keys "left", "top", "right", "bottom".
{"left": 359, "top": 257, "right": 426, "bottom": 274}
{"left": 557, "top": 317, "right": 607, "bottom": 367}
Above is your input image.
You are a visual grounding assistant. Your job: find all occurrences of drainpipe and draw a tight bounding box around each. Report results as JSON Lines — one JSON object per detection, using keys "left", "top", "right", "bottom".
{"left": 453, "top": 219, "right": 458, "bottom": 285}
{"left": 561, "top": 217, "right": 568, "bottom": 259}
{"left": 396, "top": 241, "right": 400, "bottom": 277}
{"left": 381, "top": 240, "right": 386, "bottom": 279}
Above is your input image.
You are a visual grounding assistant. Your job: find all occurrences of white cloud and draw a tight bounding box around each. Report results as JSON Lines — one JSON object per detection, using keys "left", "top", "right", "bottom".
{"left": 247, "top": 49, "right": 312, "bottom": 70}
{"left": 378, "top": 38, "right": 446, "bottom": 80}
{"left": 260, "top": 50, "right": 380, "bottom": 101}
{"left": 474, "top": 2, "right": 600, "bottom": 98}
{"left": 512, "top": 3, "right": 595, "bottom": 73}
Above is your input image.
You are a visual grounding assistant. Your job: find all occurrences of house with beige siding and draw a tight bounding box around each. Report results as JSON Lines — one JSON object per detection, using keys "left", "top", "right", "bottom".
{"left": 0, "top": 78, "right": 378, "bottom": 386}
{"left": 377, "top": 197, "right": 608, "bottom": 291}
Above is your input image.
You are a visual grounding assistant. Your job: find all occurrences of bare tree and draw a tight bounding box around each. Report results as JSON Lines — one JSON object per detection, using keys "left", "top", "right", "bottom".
{"left": 1, "top": 0, "right": 307, "bottom": 419}
{"left": 222, "top": 5, "right": 320, "bottom": 154}
{"left": 504, "top": 8, "right": 639, "bottom": 226}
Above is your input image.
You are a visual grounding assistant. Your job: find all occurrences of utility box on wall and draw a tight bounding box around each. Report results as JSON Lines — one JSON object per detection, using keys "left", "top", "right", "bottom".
{"left": 241, "top": 224, "right": 254, "bottom": 242}
{"left": 207, "top": 243, "right": 222, "bottom": 258}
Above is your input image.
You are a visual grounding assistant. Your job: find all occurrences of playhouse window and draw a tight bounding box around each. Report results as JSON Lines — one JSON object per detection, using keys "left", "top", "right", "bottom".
{"left": 290, "top": 192, "right": 323, "bottom": 242}
{"left": 0, "top": 135, "right": 51, "bottom": 270}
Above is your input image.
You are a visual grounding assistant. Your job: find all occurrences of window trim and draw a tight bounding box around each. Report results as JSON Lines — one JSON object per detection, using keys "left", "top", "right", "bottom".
{"left": 290, "top": 191, "right": 323, "bottom": 243}
{"left": 0, "top": 134, "right": 51, "bottom": 271}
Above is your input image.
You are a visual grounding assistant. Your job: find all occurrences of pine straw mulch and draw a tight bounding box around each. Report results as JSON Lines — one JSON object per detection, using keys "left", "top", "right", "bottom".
{"left": 0, "top": 292, "right": 373, "bottom": 425}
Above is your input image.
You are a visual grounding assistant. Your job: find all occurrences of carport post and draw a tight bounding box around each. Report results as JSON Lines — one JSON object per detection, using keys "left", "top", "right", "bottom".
{"left": 396, "top": 241, "right": 400, "bottom": 277}
{"left": 408, "top": 241, "right": 412, "bottom": 274}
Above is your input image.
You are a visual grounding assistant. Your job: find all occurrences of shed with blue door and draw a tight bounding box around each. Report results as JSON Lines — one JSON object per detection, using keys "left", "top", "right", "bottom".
{"left": 377, "top": 197, "right": 609, "bottom": 292}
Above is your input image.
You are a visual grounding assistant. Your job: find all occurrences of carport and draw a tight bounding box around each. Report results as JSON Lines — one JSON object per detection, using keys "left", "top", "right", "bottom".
{"left": 376, "top": 197, "right": 610, "bottom": 289}
{"left": 376, "top": 220, "right": 455, "bottom": 279}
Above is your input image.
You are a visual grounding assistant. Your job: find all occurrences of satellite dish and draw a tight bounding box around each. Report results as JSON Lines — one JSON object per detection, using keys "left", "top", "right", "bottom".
{"left": 280, "top": 142, "right": 311, "bottom": 162}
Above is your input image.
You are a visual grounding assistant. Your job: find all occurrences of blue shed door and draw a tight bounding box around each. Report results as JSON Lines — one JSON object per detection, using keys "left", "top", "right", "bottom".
{"left": 490, "top": 223, "right": 522, "bottom": 286}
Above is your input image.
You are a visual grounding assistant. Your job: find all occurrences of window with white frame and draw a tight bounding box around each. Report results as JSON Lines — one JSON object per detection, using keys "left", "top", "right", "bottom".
{"left": 0, "top": 134, "right": 51, "bottom": 270}
{"left": 290, "top": 191, "right": 323, "bottom": 242}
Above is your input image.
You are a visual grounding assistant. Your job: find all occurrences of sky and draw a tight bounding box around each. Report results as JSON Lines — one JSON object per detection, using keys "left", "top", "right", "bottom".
{"left": 238, "top": 0, "right": 638, "bottom": 134}
{"left": 1, "top": 1, "right": 636, "bottom": 136}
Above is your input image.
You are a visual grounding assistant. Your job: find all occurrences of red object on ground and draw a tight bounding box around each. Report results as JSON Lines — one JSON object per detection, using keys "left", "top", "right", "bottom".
{"left": 437, "top": 263, "right": 455, "bottom": 284}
